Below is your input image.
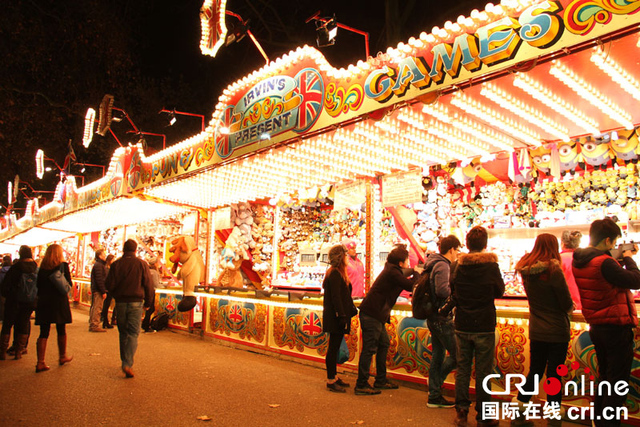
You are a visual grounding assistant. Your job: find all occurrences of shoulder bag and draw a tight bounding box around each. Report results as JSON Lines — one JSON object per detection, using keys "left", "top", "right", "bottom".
{"left": 50, "top": 264, "right": 72, "bottom": 295}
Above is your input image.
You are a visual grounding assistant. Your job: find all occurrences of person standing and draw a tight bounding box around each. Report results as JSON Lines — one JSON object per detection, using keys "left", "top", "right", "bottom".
{"left": 560, "top": 230, "right": 582, "bottom": 310}
{"left": 322, "top": 244, "right": 358, "bottom": 393}
{"left": 424, "top": 235, "right": 461, "bottom": 408}
{"left": 0, "top": 254, "right": 12, "bottom": 322}
{"left": 89, "top": 248, "right": 108, "bottom": 332}
{"left": 344, "top": 239, "right": 365, "bottom": 298}
{"left": 101, "top": 254, "right": 116, "bottom": 329}
{"left": 0, "top": 246, "right": 38, "bottom": 360}
{"left": 35, "top": 244, "right": 73, "bottom": 373}
{"left": 452, "top": 226, "right": 504, "bottom": 427}
{"left": 512, "top": 234, "right": 573, "bottom": 419}
{"left": 572, "top": 218, "right": 640, "bottom": 427}
{"left": 105, "top": 239, "right": 153, "bottom": 378}
{"left": 355, "top": 244, "right": 421, "bottom": 395}
{"left": 141, "top": 256, "right": 161, "bottom": 333}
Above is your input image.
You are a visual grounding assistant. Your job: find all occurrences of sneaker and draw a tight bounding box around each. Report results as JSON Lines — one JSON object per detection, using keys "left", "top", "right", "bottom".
{"left": 89, "top": 327, "right": 107, "bottom": 332}
{"left": 335, "top": 378, "right": 350, "bottom": 388}
{"left": 326, "top": 382, "right": 346, "bottom": 393}
{"left": 354, "top": 384, "right": 382, "bottom": 395}
{"left": 427, "top": 395, "right": 455, "bottom": 408}
{"left": 373, "top": 380, "right": 399, "bottom": 390}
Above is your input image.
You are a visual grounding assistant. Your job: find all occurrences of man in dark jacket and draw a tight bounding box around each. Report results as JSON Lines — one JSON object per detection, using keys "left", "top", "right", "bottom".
{"left": 425, "top": 235, "right": 461, "bottom": 409}
{"left": 89, "top": 248, "right": 108, "bottom": 332}
{"left": 355, "top": 244, "right": 420, "bottom": 395}
{"left": 452, "top": 226, "right": 504, "bottom": 427}
{"left": 573, "top": 218, "right": 640, "bottom": 427}
{"left": 105, "top": 239, "right": 153, "bottom": 378}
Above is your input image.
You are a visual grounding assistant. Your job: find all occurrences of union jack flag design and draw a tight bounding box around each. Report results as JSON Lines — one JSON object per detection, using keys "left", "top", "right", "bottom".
{"left": 301, "top": 312, "right": 322, "bottom": 336}
{"left": 229, "top": 304, "right": 243, "bottom": 323}
{"left": 293, "top": 68, "right": 324, "bottom": 133}
{"left": 214, "top": 105, "right": 236, "bottom": 158}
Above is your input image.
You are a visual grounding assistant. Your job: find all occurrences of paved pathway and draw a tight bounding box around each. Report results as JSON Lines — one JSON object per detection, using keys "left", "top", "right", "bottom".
{"left": 0, "top": 307, "right": 560, "bottom": 426}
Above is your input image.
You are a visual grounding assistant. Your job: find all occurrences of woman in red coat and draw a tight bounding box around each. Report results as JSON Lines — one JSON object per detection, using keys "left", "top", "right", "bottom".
{"left": 322, "top": 244, "right": 357, "bottom": 393}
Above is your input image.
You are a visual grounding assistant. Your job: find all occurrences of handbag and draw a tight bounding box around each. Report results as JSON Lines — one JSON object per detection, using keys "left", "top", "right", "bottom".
{"left": 337, "top": 336, "right": 350, "bottom": 364}
{"left": 50, "top": 265, "right": 72, "bottom": 296}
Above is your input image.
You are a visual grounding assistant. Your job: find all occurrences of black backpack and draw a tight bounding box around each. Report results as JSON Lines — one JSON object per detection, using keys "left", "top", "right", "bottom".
{"left": 16, "top": 270, "right": 38, "bottom": 304}
{"left": 411, "top": 265, "right": 435, "bottom": 320}
{"left": 149, "top": 312, "right": 170, "bottom": 331}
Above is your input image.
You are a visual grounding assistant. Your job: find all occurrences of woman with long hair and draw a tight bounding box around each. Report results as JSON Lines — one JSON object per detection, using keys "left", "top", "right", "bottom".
{"left": 35, "top": 244, "right": 73, "bottom": 373}
{"left": 512, "top": 233, "right": 574, "bottom": 417}
{"left": 322, "top": 244, "right": 357, "bottom": 393}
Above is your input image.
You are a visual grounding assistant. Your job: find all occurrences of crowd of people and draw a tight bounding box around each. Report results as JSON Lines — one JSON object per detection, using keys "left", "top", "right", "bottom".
{"left": 0, "top": 239, "right": 156, "bottom": 378}
{"left": 322, "top": 218, "right": 640, "bottom": 427}
{"left": 1, "top": 218, "right": 639, "bottom": 425}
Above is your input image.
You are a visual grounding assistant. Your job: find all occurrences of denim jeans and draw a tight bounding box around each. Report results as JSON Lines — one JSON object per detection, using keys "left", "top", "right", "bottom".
{"left": 589, "top": 325, "right": 634, "bottom": 427}
{"left": 356, "top": 313, "right": 390, "bottom": 387}
{"left": 455, "top": 331, "right": 495, "bottom": 420}
{"left": 517, "top": 340, "right": 568, "bottom": 404}
{"left": 427, "top": 317, "right": 457, "bottom": 399}
{"left": 115, "top": 301, "right": 144, "bottom": 369}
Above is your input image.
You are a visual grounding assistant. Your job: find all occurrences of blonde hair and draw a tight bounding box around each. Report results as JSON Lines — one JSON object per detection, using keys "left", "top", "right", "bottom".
{"left": 41, "top": 244, "right": 65, "bottom": 270}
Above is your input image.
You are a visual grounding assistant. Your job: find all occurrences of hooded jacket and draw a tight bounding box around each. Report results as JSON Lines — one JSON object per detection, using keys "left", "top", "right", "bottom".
{"left": 359, "top": 262, "right": 418, "bottom": 324}
{"left": 452, "top": 252, "right": 505, "bottom": 333}
{"left": 517, "top": 259, "right": 573, "bottom": 342}
{"left": 572, "top": 247, "right": 640, "bottom": 326}
{"left": 423, "top": 253, "right": 452, "bottom": 318}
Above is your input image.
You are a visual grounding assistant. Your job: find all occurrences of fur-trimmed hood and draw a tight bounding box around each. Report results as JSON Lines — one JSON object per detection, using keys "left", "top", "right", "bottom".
{"left": 517, "top": 259, "right": 560, "bottom": 276}
{"left": 457, "top": 252, "right": 498, "bottom": 265}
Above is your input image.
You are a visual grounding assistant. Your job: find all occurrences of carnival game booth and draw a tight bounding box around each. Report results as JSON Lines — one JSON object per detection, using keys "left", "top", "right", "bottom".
{"left": 151, "top": 0, "right": 640, "bottom": 420}
{"left": 4, "top": 0, "right": 640, "bottom": 421}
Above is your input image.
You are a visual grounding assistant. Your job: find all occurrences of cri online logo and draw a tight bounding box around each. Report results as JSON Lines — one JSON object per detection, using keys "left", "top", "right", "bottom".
{"left": 483, "top": 361, "right": 628, "bottom": 397}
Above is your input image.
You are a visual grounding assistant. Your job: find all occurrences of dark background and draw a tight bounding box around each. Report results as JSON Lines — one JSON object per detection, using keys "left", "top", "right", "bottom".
{"left": 0, "top": 0, "right": 490, "bottom": 214}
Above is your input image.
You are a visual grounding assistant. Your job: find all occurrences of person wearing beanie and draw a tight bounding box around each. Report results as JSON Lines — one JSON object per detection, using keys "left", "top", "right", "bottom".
{"left": 322, "top": 244, "right": 358, "bottom": 393}
{"left": 105, "top": 239, "right": 153, "bottom": 378}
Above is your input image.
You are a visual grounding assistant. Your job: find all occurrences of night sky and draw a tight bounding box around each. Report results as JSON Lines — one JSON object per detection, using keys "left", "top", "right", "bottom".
{"left": 0, "top": 0, "right": 491, "bottom": 214}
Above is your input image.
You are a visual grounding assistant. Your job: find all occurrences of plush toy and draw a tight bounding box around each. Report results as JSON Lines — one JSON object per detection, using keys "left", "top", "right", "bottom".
{"left": 558, "top": 140, "right": 581, "bottom": 175}
{"left": 610, "top": 130, "right": 639, "bottom": 164}
{"left": 218, "top": 226, "right": 250, "bottom": 288}
{"left": 169, "top": 235, "right": 205, "bottom": 312}
{"left": 581, "top": 136, "right": 613, "bottom": 169}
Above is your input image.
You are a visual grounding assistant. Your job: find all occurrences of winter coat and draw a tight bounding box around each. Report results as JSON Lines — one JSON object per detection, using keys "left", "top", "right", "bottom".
{"left": 359, "top": 262, "right": 419, "bottom": 324}
{"left": 322, "top": 268, "right": 357, "bottom": 334}
{"left": 2, "top": 259, "right": 38, "bottom": 306}
{"left": 560, "top": 250, "right": 582, "bottom": 310}
{"left": 452, "top": 252, "right": 505, "bottom": 333}
{"left": 572, "top": 247, "right": 640, "bottom": 326}
{"left": 90, "top": 258, "right": 108, "bottom": 294}
{"left": 423, "top": 253, "right": 452, "bottom": 310}
{"left": 105, "top": 252, "right": 154, "bottom": 307}
{"left": 36, "top": 262, "right": 73, "bottom": 325}
{"left": 517, "top": 259, "right": 573, "bottom": 342}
